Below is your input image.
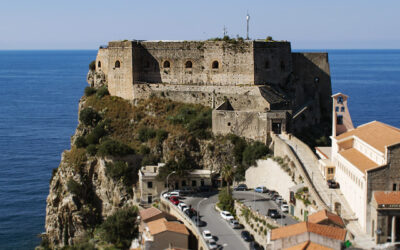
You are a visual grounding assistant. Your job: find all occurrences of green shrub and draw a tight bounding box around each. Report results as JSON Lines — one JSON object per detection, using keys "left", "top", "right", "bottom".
{"left": 84, "top": 86, "right": 97, "bottom": 97}
{"left": 105, "top": 161, "right": 136, "bottom": 187}
{"left": 86, "top": 123, "right": 108, "bottom": 145}
{"left": 138, "top": 145, "right": 150, "bottom": 155}
{"left": 64, "top": 147, "right": 87, "bottom": 172}
{"left": 242, "top": 141, "right": 269, "bottom": 166}
{"left": 75, "top": 136, "right": 87, "bottom": 148}
{"left": 79, "top": 108, "right": 101, "bottom": 127}
{"left": 89, "top": 60, "right": 96, "bottom": 71}
{"left": 138, "top": 127, "right": 156, "bottom": 142}
{"left": 67, "top": 179, "right": 82, "bottom": 196}
{"left": 96, "top": 85, "right": 110, "bottom": 99}
{"left": 141, "top": 154, "right": 159, "bottom": 166}
{"left": 97, "top": 139, "right": 134, "bottom": 157}
{"left": 86, "top": 144, "right": 97, "bottom": 156}
{"left": 217, "top": 187, "right": 234, "bottom": 214}
{"left": 98, "top": 206, "right": 139, "bottom": 248}
{"left": 156, "top": 129, "right": 169, "bottom": 144}
{"left": 266, "top": 36, "right": 273, "bottom": 41}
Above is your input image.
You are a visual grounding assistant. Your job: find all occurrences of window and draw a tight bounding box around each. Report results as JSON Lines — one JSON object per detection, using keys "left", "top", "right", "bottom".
{"left": 328, "top": 168, "right": 334, "bottom": 174}
{"left": 337, "top": 115, "right": 343, "bottom": 125}
{"left": 335, "top": 107, "right": 339, "bottom": 112}
{"left": 115, "top": 60, "right": 121, "bottom": 68}
{"left": 147, "top": 181, "right": 153, "bottom": 188}
{"left": 280, "top": 61, "right": 285, "bottom": 71}
{"left": 265, "top": 60, "right": 270, "bottom": 69}
{"left": 98, "top": 61, "right": 101, "bottom": 68}
{"left": 227, "top": 122, "right": 231, "bottom": 126}
{"left": 212, "top": 61, "right": 219, "bottom": 69}
{"left": 341, "top": 107, "right": 345, "bottom": 112}
{"left": 185, "top": 61, "right": 193, "bottom": 68}
{"left": 163, "top": 60, "right": 170, "bottom": 68}
{"left": 182, "top": 180, "right": 186, "bottom": 187}
{"left": 393, "top": 183, "right": 397, "bottom": 191}
{"left": 337, "top": 96, "right": 343, "bottom": 104}
{"left": 201, "top": 179, "right": 205, "bottom": 186}
{"left": 192, "top": 180, "right": 197, "bottom": 187}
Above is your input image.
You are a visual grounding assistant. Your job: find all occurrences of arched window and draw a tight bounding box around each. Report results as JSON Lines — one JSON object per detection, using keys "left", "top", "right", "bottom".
{"left": 185, "top": 61, "right": 193, "bottom": 68}
{"left": 115, "top": 60, "right": 121, "bottom": 68}
{"left": 265, "top": 60, "right": 270, "bottom": 69}
{"left": 98, "top": 61, "right": 101, "bottom": 68}
{"left": 212, "top": 61, "right": 219, "bottom": 69}
{"left": 163, "top": 60, "right": 170, "bottom": 68}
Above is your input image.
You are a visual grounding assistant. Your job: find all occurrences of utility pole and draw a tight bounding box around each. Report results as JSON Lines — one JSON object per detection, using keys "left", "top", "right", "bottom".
{"left": 223, "top": 25, "right": 227, "bottom": 37}
{"left": 246, "top": 12, "right": 250, "bottom": 40}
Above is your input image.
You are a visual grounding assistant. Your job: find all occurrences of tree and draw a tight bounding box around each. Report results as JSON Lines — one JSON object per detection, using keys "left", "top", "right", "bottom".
{"left": 221, "top": 165, "right": 234, "bottom": 194}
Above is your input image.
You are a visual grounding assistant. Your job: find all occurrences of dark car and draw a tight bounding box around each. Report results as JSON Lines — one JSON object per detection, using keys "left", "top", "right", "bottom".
{"left": 267, "top": 209, "right": 280, "bottom": 219}
{"left": 185, "top": 208, "right": 197, "bottom": 218}
{"left": 327, "top": 180, "right": 340, "bottom": 189}
{"left": 234, "top": 184, "right": 248, "bottom": 191}
{"left": 241, "top": 230, "right": 254, "bottom": 242}
{"left": 249, "top": 241, "right": 264, "bottom": 250}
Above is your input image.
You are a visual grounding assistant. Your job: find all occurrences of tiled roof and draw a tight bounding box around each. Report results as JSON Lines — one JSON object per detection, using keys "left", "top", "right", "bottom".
{"left": 284, "top": 241, "right": 333, "bottom": 250}
{"left": 139, "top": 207, "right": 164, "bottom": 222}
{"left": 374, "top": 191, "right": 400, "bottom": 205}
{"left": 308, "top": 209, "right": 345, "bottom": 227}
{"left": 270, "top": 222, "right": 346, "bottom": 241}
{"left": 147, "top": 218, "right": 189, "bottom": 236}
{"left": 335, "top": 121, "right": 400, "bottom": 153}
{"left": 339, "top": 148, "right": 379, "bottom": 173}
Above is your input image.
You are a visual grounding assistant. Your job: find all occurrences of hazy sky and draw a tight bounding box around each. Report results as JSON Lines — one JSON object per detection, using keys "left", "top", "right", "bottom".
{"left": 1, "top": 0, "right": 399, "bottom": 50}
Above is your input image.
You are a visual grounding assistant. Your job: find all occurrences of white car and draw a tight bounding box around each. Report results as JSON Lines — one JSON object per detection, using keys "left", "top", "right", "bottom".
{"left": 162, "top": 192, "right": 171, "bottom": 199}
{"left": 220, "top": 211, "right": 234, "bottom": 220}
{"left": 178, "top": 202, "right": 188, "bottom": 211}
{"left": 169, "top": 191, "right": 181, "bottom": 197}
{"left": 281, "top": 204, "right": 289, "bottom": 213}
{"left": 208, "top": 239, "right": 218, "bottom": 249}
{"left": 202, "top": 230, "right": 213, "bottom": 242}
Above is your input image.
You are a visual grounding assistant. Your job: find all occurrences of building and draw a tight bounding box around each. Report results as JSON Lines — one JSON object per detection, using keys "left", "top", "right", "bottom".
{"left": 315, "top": 93, "right": 400, "bottom": 243}
{"left": 139, "top": 207, "right": 189, "bottom": 250}
{"left": 269, "top": 222, "right": 347, "bottom": 250}
{"left": 308, "top": 209, "right": 345, "bottom": 228}
{"left": 138, "top": 163, "right": 212, "bottom": 204}
{"left": 89, "top": 39, "right": 333, "bottom": 142}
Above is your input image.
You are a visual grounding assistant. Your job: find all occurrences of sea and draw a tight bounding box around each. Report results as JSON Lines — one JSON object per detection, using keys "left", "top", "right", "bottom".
{"left": 0, "top": 50, "right": 399, "bottom": 249}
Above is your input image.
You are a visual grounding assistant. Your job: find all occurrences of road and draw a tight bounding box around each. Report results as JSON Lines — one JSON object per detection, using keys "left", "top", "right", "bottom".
{"left": 181, "top": 190, "right": 298, "bottom": 249}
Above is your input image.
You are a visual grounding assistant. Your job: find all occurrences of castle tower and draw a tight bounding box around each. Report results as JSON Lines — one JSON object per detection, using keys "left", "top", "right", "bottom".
{"left": 331, "top": 93, "right": 354, "bottom": 137}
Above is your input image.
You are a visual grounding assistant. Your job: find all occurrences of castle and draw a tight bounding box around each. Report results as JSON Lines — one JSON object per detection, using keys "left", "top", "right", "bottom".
{"left": 89, "top": 39, "right": 332, "bottom": 142}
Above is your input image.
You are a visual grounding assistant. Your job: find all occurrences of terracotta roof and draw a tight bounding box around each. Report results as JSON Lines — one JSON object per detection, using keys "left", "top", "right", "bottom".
{"left": 139, "top": 207, "right": 164, "bottom": 222}
{"left": 339, "top": 148, "right": 379, "bottom": 173}
{"left": 308, "top": 209, "right": 345, "bottom": 227}
{"left": 147, "top": 218, "right": 189, "bottom": 236}
{"left": 335, "top": 121, "right": 400, "bottom": 153}
{"left": 284, "top": 241, "right": 333, "bottom": 250}
{"left": 374, "top": 191, "right": 400, "bottom": 205}
{"left": 270, "top": 222, "right": 346, "bottom": 241}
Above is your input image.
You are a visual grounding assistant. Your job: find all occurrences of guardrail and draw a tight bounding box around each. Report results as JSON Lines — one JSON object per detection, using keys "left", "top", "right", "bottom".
{"left": 159, "top": 193, "right": 210, "bottom": 250}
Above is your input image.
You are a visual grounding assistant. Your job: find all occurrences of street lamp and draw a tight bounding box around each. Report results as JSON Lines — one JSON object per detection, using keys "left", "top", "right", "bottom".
{"left": 166, "top": 171, "right": 176, "bottom": 192}
{"left": 197, "top": 198, "right": 208, "bottom": 226}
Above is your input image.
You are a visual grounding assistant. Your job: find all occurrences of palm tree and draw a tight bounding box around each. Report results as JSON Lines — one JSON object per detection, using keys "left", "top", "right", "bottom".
{"left": 221, "top": 165, "right": 234, "bottom": 194}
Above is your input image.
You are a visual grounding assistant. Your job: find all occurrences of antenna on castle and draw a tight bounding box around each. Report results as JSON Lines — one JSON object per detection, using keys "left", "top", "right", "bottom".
{"left": 246, "top": 12, "right": 250, "bottom": 40}
{"left": 223, "top": 25, "right": 227, "bottom": 37}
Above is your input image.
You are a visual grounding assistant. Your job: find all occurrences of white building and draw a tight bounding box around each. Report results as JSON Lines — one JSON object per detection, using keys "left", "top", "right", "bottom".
{"left": 316, "top": 93, "right": 400, "bottom": 243}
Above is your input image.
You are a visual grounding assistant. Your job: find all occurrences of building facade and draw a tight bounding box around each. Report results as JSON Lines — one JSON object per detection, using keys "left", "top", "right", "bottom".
{"left": 316, "top": 93, "right": 400, "bottom": 243}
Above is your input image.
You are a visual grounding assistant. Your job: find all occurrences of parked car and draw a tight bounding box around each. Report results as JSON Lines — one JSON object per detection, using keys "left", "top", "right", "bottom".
{"left": 181, "top": 186, "right": 195, "bottom": 195}
{"left": 249, "top": 241, "right": 263, "bottom": 250}
{"left": 254, "top": 186, "right": 267, "bottom": 193}
{"left": 169, "top": 196, "right": 180, "bottom": 205}
{"left": 327, "top": 180, "right": 340, "bottom": 189}
{"left": 202, "top": 230, "right": 213, "bottom": 242}
{"left": 234, "top": 183, "right": 248, "bottom": 191}
{"left": 162, "top": 192, "right": 171, "bottom": 199}
{"left": 229, "top": 219, "right": 241, "bottom": 229}
{"left": 208, "top": 239, "right": 218, "bottom": 250}
{"left": 271, "top": 194, "right": 281, "bottom": 201}
{"left": 185, "top": 208, "right": 197, "bottom": 218}
{"left": 276, "top": 197, "right": 284, "bottom": 204}
{"left": 267, "top": 209, "right": 280, "bottom": 219}
{"left": 281, "top": 204, "right": 289, "bottom": 213}
{"left": 169, "top": 190, "right": 181, "bottom": 197}
{"left": 241, "top": 230, "right": 254, "bottom": 242}
{"left": 220, "top": 211, "right": 234, "bottom": 220}
{"left": 178, "top": 202, "right": 188, "bottom": 211}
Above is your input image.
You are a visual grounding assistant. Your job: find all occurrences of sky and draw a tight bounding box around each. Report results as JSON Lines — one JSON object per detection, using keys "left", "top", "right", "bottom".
{"left": 1, "top": 0, "right": 400, "bottom": 50}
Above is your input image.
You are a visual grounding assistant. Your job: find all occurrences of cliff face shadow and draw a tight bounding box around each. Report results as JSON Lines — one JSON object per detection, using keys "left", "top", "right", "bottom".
{"left": 134, "top": 45, "right": 162, "bottom": 83}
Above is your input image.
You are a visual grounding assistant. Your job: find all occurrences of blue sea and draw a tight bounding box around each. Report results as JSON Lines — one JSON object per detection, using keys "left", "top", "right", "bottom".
{"left": 0, "top": 50, "right": 399, "bottom": 249}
